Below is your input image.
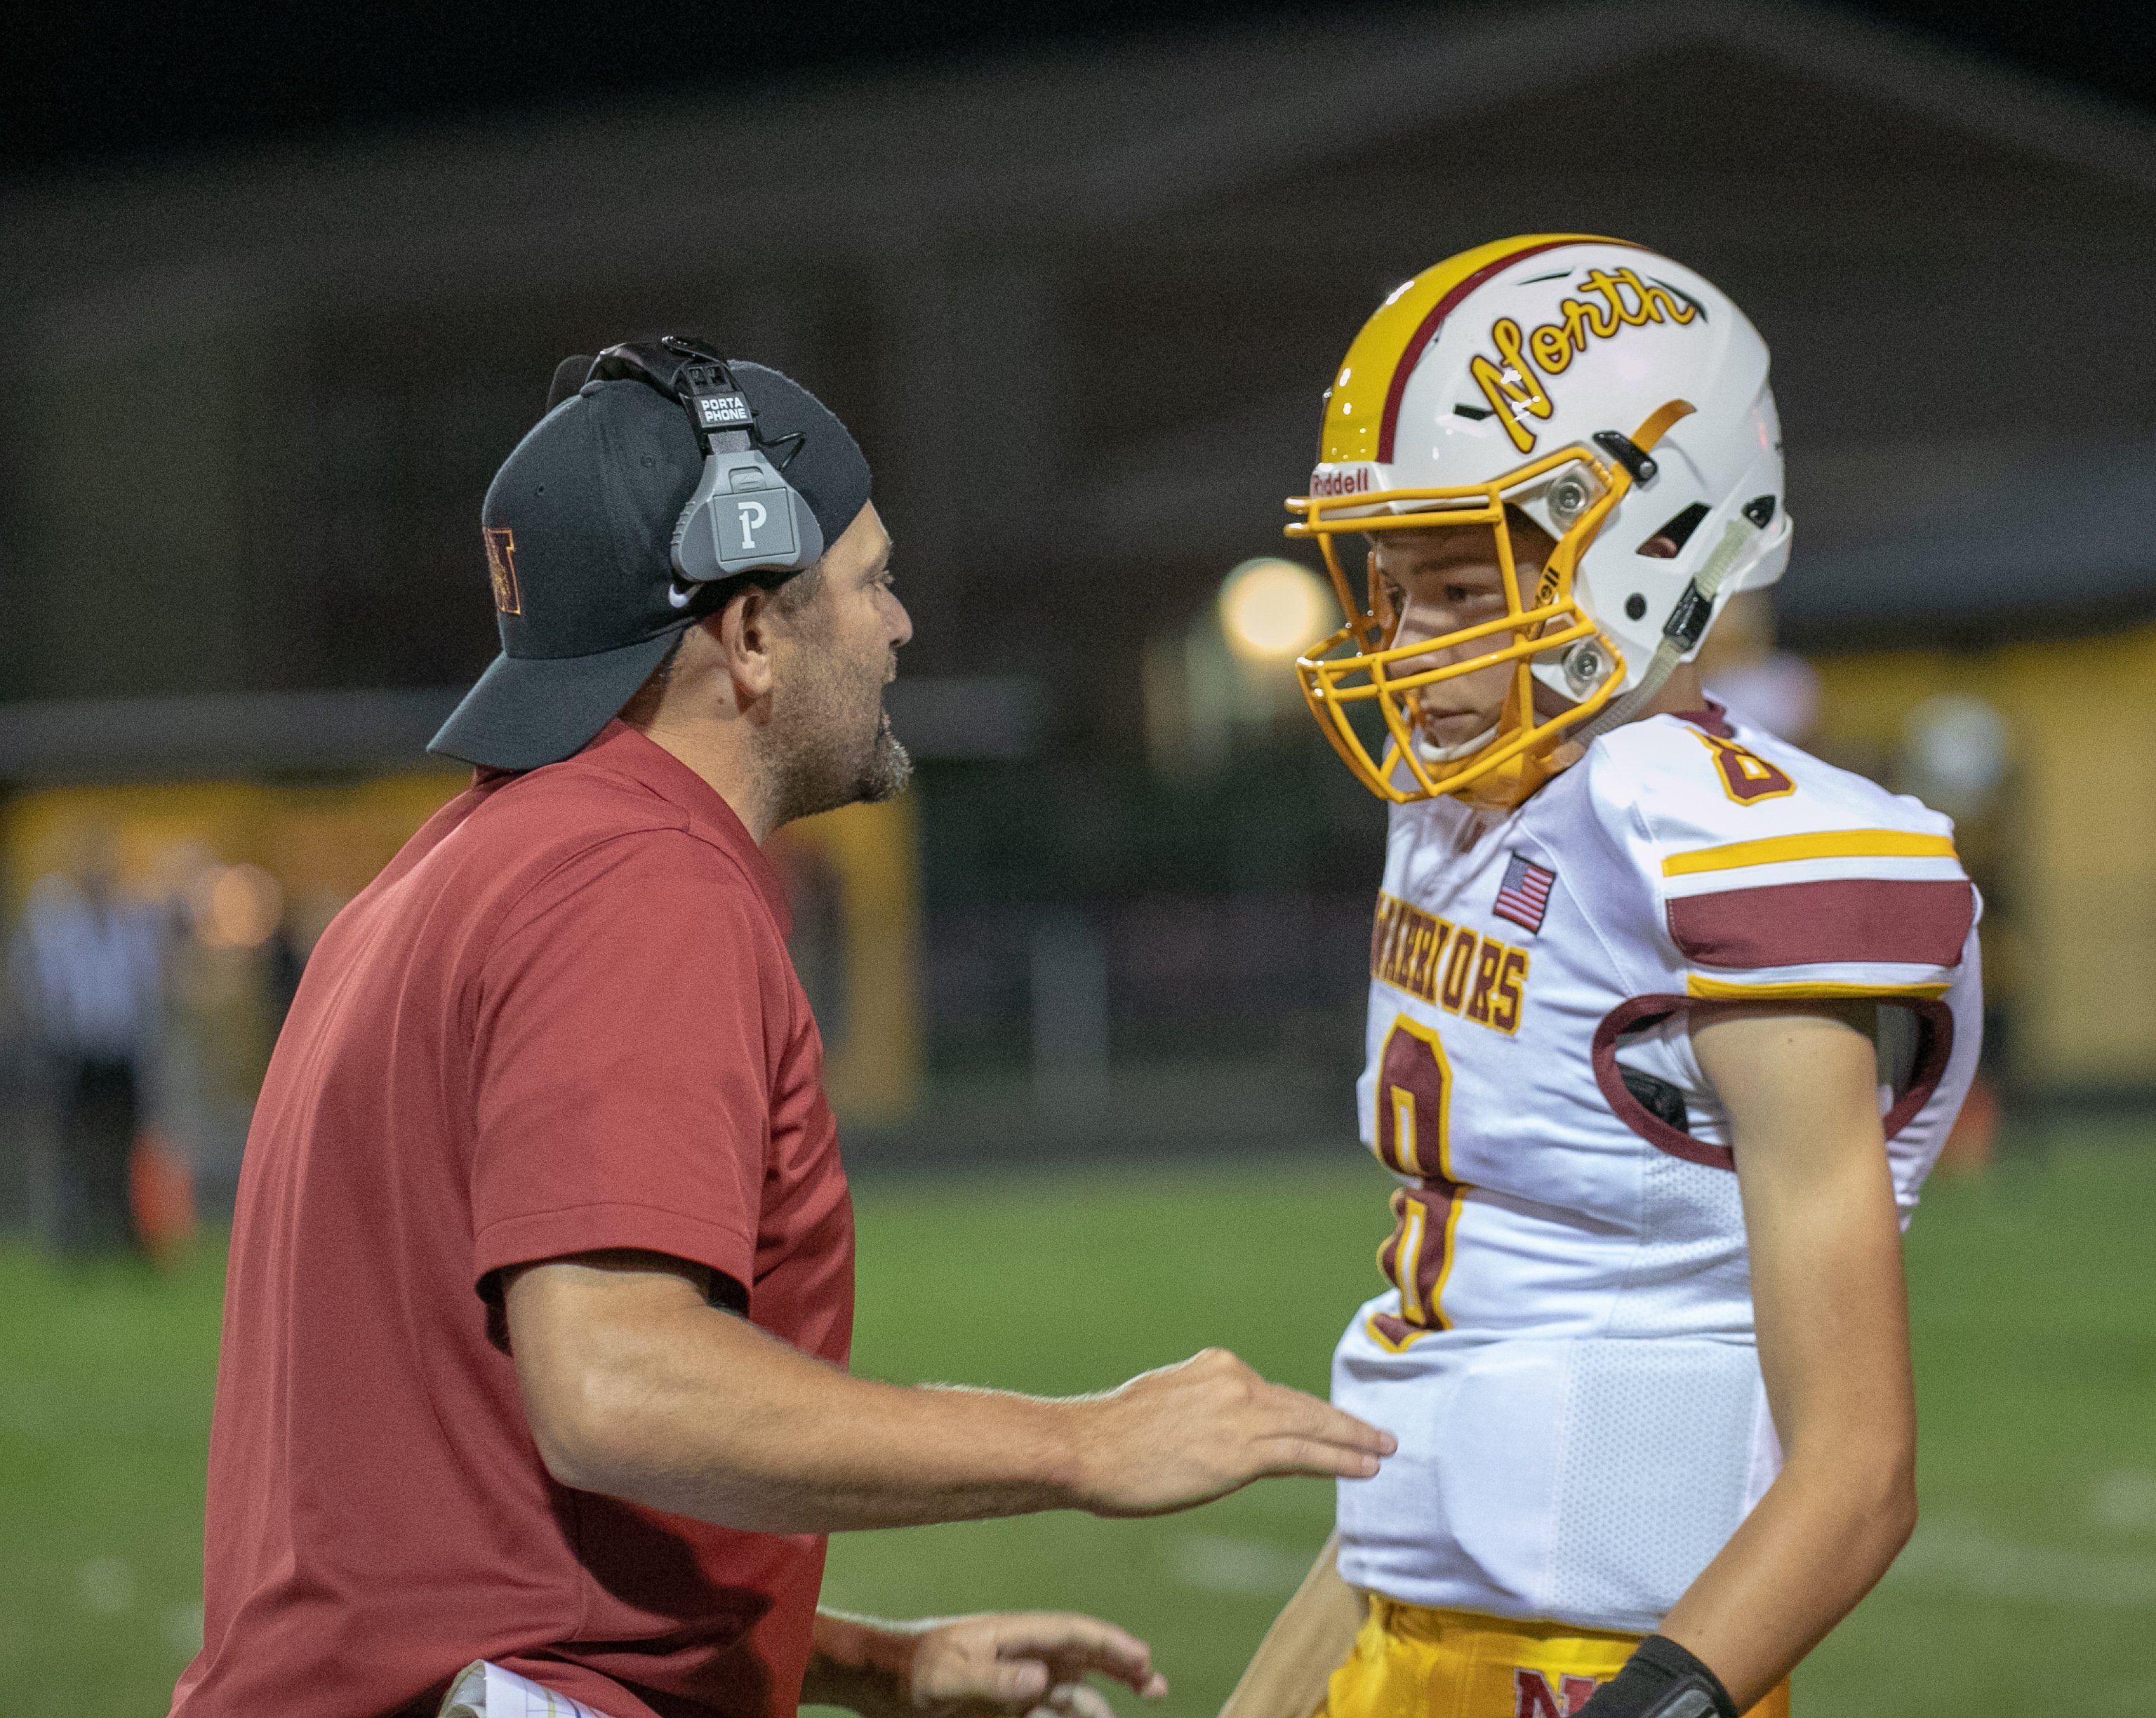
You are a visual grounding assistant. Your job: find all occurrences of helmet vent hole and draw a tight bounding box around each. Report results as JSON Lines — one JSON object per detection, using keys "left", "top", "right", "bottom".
{"left": 1635, "top": 502, "right": 1710, "bottom": 559}
{"left": 1453, "top": 403, "right": 1494, "bottom": 420}
{"left": 1625, "top": 594, "right": 1648, "bottom": 621}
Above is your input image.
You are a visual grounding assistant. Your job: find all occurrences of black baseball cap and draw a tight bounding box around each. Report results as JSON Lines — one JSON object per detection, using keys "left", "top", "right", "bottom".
{"left": 428, "top": 354, "right": 872, "bottom": 771}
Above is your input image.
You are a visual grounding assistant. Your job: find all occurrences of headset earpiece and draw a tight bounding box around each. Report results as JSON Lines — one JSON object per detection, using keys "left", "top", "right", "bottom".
{"left": 586, "top": 336, "right": 825, "bottom": 588}
{"left": 671, "top": 452, "right": 825, "bottom": 584}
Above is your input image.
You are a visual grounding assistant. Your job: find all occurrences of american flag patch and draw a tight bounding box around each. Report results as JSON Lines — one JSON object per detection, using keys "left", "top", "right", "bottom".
{"left": 1492, "top": 853, "right": 1556, "bottom": 934}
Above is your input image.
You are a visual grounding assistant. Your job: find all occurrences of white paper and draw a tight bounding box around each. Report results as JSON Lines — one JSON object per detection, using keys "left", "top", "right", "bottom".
{"left": 439, "top": 1659, "right": 619, "bottom": 1718}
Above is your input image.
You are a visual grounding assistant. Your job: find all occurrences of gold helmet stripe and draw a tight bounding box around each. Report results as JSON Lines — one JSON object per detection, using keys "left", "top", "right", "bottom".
{"left": 1630, "top": 395, "right": 1699, "bottom": 453}
{"left": 1318, "top": 234, "right": 1636, "bottom": 468}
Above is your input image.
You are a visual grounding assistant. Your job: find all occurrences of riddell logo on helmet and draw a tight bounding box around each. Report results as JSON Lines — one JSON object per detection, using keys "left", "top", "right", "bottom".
{"left": 1311, "top": 467, "right": 1376, "bottom": 497}
{"left": 1470, "top": 267, "right": 1700, "bottom": 455}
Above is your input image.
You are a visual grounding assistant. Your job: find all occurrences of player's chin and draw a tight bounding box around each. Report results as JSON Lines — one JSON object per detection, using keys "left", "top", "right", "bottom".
{"left": 1417, "top": 710, "right": 1500, "bottom": 750}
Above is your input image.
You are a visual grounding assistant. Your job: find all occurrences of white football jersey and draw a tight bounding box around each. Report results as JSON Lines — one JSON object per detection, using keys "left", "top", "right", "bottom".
{"left": 1331, "top": 706, "right": 1981, "bottom": 1632}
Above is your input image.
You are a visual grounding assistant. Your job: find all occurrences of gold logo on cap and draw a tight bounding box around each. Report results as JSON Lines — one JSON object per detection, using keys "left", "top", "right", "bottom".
{"left": 484, "top": 528, "right": 523, "bottom": 615}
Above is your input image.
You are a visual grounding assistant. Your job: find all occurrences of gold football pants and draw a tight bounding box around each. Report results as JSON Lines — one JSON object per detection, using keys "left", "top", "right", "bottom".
{"left": 1317, "top": 1596, "right": 1790, "bottom": 1718}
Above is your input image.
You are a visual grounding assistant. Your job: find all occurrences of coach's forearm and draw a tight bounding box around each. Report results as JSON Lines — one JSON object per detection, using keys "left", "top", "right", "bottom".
{"left": 503, "top": 1252, "right": 1390, "bottom": 1534}
{"left": 510, "top": 1264, "right": 1082, "bottom": 1530}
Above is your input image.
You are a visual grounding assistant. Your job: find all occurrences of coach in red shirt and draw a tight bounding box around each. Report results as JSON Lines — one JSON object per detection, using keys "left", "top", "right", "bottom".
{"left": 172, "top": 341, "right": 1389, "bottom": 1718}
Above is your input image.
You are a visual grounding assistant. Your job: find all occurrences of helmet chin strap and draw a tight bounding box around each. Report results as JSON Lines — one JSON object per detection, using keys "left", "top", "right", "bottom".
{"left": 1572, "top": 514, "right": 1757, "bottom": 747}
{"left": 1413, "top": 724, "right": 1500, "bottom": 764}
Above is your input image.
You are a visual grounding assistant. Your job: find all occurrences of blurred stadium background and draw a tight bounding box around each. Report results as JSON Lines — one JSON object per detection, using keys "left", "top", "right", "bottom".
{"left": 3, "top": 1, "right": 2154, "bottom": 1712}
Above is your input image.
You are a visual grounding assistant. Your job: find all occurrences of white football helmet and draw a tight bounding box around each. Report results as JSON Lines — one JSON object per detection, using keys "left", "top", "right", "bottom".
{"left": 1286, "top": 234, "right": 1791, "bottom": 807}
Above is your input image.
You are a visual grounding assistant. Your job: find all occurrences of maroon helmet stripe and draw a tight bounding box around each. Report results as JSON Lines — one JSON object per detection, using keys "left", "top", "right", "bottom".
{"left": 1375, "top": 238, "right": 1637, "bottom": 463}
{"left": 1668, "top": 878, "right": 1976, "bottom": 971}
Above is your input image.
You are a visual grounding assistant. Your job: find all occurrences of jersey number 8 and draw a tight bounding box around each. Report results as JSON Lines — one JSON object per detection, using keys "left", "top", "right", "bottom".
{"left": 1370, "top": 1016, "right": 1466, "bottom": 1349}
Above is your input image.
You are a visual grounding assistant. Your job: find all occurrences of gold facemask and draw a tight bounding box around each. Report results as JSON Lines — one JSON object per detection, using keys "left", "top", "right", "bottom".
{"left": 1285, "top": 402, "right": 1693, "bottom": 810}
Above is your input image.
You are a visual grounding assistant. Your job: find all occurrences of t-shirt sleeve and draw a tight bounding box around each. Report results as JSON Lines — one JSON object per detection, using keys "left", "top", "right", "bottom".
{"left": 467, "top": 830, "right": 783, "bottom": 1296}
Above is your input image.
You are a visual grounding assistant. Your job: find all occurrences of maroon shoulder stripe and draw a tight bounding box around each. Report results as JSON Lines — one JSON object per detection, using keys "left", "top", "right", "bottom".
{"left": 1668, "top": 878, "right": 1974, "bottom": 972}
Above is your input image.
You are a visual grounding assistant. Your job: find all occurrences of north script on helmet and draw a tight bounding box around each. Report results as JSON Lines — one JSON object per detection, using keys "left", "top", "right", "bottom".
{"left": 1471, "top": 267, "right": 1702, "bottom": 454}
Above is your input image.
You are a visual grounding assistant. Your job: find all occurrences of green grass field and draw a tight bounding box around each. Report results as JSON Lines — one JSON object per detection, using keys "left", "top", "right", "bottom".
{"left": 1, "top": 1135, "right": 2152, "bottom": 1716}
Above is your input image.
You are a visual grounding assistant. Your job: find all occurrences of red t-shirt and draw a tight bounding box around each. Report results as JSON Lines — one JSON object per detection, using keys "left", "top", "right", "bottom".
{"left": 172, "top": 723, "right": 854, "bottom": 1718}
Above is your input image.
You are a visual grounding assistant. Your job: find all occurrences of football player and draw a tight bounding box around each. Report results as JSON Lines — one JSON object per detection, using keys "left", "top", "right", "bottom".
{"left": 1224, "top": 238, "right": 1981, "bottom": 1718}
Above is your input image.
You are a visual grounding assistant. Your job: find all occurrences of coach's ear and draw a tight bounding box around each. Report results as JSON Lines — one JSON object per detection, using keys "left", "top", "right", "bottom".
{"left": 713, "top": 586, "right": 784, "bottom": 707}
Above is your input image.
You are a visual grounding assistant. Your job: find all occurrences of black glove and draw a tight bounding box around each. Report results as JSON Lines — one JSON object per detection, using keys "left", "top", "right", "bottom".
{"left": 1572, "top": 1636, "right": 1738, "bottom": 1718}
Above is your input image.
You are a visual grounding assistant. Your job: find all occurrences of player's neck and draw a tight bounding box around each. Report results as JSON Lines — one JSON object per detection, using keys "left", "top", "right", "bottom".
{"left": 1635, "top": 660, "right": 1708, "bottom": 724}
{"left": 1520, "top": 660, "right": 1716, "bottom": 799}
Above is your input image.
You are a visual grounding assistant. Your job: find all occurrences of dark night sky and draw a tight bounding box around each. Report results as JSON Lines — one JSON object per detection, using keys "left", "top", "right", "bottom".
{"left": 7, "top": 0, "right": 2156, "bottom": 178}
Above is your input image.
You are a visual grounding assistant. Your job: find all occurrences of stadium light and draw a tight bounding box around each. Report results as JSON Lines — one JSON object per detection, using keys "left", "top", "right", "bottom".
{"left": 190, "top": 863, "right": 285, "bottom": 949}
{"left": 1218, "top": 558, "right": 1330, "bottom": 662}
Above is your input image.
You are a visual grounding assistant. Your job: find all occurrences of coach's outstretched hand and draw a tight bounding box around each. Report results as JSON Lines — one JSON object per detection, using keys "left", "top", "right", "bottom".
{"left": 1072, "top": 1348, "right": 1396, "bottom": 1516}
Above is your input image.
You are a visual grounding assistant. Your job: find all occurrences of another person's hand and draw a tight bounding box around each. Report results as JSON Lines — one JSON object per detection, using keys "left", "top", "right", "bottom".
{"left": 906, "top": 1611, "right": 1167, "bottom": 1718}
{"left": 810, "top": 1608, "right": 1166, "bottom": 1718}
{"left": 1070, "top": 1349, "right": 1395, "bottom": 1517}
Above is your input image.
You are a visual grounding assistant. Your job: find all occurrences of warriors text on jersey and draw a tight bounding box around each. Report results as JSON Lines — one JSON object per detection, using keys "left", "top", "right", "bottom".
{"left": 1331, "top": 705, "right": 1981, "bottom": 1632}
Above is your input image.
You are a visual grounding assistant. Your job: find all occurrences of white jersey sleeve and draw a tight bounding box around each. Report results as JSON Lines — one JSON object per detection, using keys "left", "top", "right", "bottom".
{"left": 1595, "top": 711, "right": 1975, "bottom": 1000}
{"left": 1583, "top": 710, "right": 1981, "bottom": 1211}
